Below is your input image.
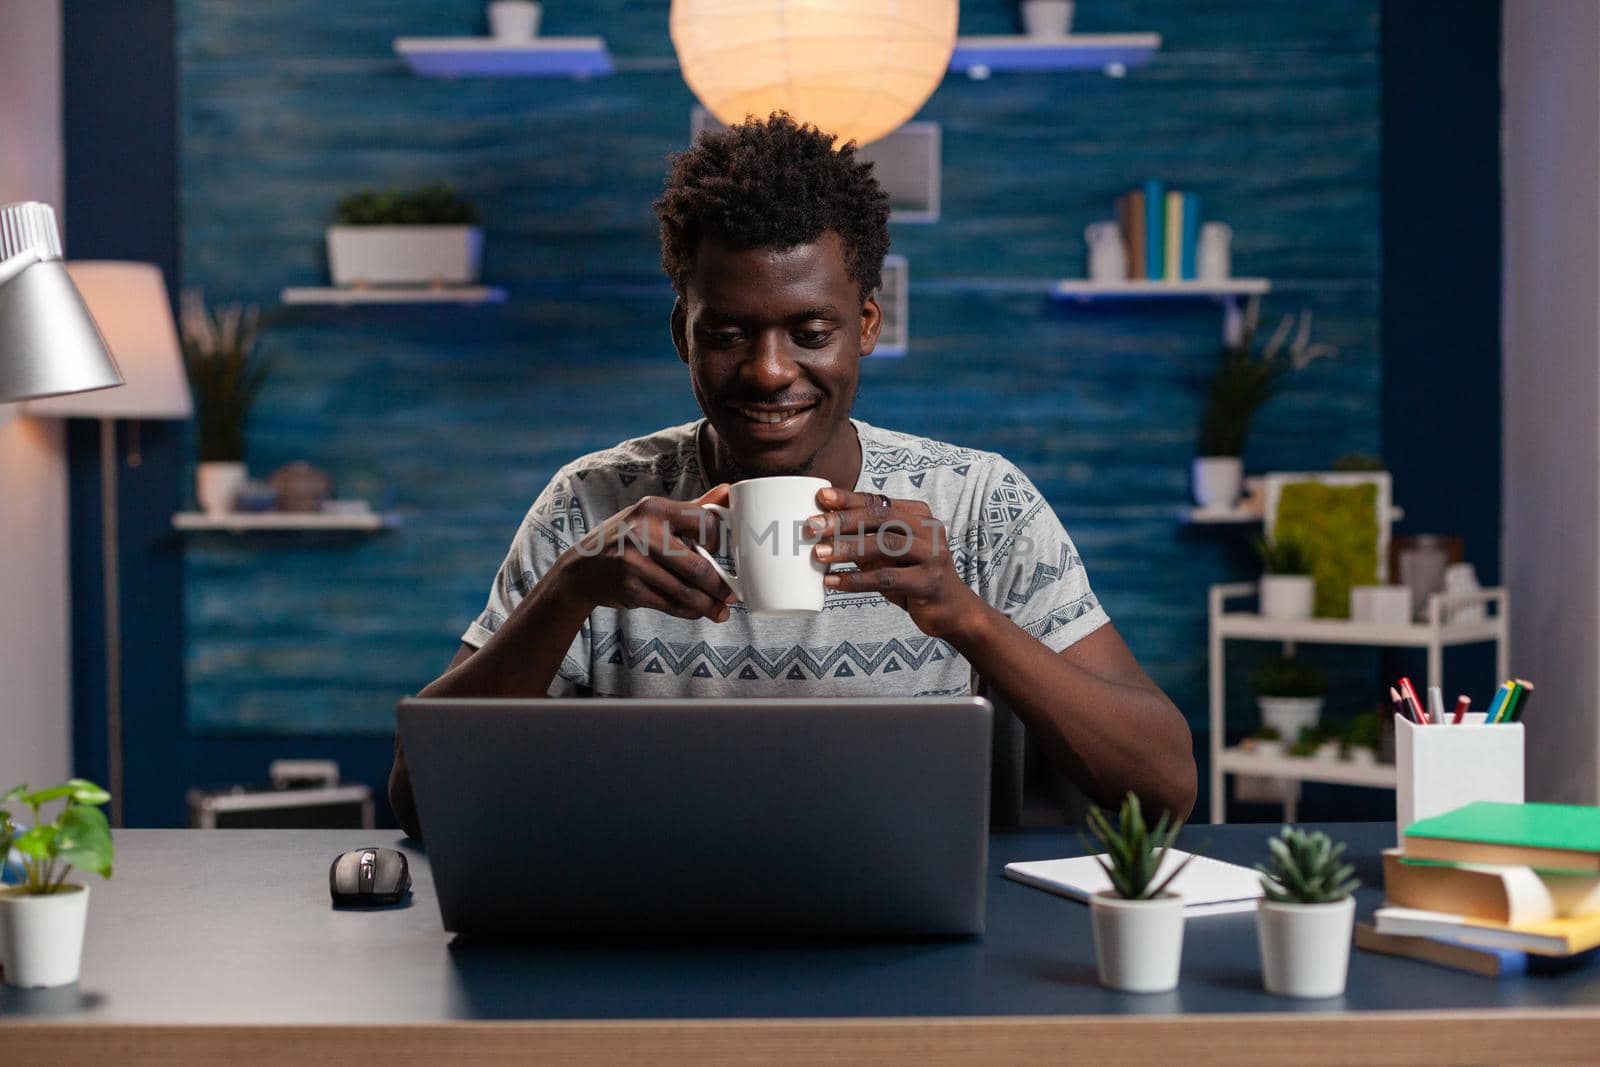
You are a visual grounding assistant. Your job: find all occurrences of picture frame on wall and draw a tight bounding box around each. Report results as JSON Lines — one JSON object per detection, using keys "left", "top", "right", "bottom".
{"left": 1263, "top": 471, "right": 1393, "bottom": 618}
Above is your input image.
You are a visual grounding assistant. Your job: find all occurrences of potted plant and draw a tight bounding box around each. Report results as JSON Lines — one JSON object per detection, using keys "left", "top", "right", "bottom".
{"left": 327, "top": 184, "right": 482, "bottom": 288}
{"left": 1286, "top": 730, "right": 1318, "bottom": 758}
{"left": 487, "top": 0, "right": 542, "bottom": 39}
{"left": 180, "top": 293, "right": 270, "bottom": 515}
{"left": 1019, "top": 0, "right": 1074, "bottom": 37}
{"left": 1251, "top": 656, "right": 1325, "bottom": 740}
{"left": 1256, "top": 534, "right": 1315, "bottom": 621}
{"left": 1341, "top": 713, "right": 1381, "bottom": 766}
{"left": 0, "top": 779, "right": 114, "bottom": 988}
{"left": 1242, "top": 724, "right": 1283, "bottom": 758}
{"left": 1255, "top": 827, "right": 1359, "bottom": 998}
{"left": 1193, "top": 298, "right": 1336, "bottom": 510}
{"left": 1082, "top": 792, "right": 1193, "bottom": 993}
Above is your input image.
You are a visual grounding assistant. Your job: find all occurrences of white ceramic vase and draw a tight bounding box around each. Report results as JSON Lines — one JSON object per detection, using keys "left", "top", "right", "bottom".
{"left": 325, "top": 226, "right": 483, "bottom": 287}
{"left": 0, "top": 884, "right": 90, "bottom": 988}
{"left": 1256, "top": 696, "right": 1322, "bottom": 740}
{"left": 487, "top": 0, "right": 542, "bottom": 40}
{"left": 1346, "top": 746, "right": 1377, "bottom": 766}
{"left": 1248, "top": 738, "right": 1285, "bottom": 759}
{"left": 196, "top": 461, "right": 247, "bottom": 516}
{"left": 1020, "top": 0, "right": 1075, "bottom": 37}
{"left": 1192, "top": 456, "right": 1242, "bottom": 510}
{"left": 1259, "top": 575, "right": 1314, "bottom": 620}
{"left": 1089, "top": 891, "right": 1184, "bottom": 993}
{"left": 1256, "top": 896, "right": 1355, "bottom": 998}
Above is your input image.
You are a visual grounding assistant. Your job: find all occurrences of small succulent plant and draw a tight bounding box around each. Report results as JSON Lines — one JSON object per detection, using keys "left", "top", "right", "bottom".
{"left": 1083, "top": 791, "right": 1194, "bottom": 901}
{"left": 1255, "top": 534, "right": 1314, "bottom": 576}
{"left": 1255, "top": 827, "right": 1359, "bottom": 904}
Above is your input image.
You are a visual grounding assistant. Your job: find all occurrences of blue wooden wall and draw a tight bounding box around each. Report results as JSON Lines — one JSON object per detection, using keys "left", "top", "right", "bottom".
{"left": 177, "top": 0, "right": 1380, "bottom": 736}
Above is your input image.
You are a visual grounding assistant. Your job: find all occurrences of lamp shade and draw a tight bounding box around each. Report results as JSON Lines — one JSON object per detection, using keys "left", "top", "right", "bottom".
{"left": 670, "top": 0, "right": 958, "bottom": 147}
{"left": 0, "top": 201, "right": 125, "bottom": 403}
{"left": 26, "top": 261, "right": 193, "bottom": 419}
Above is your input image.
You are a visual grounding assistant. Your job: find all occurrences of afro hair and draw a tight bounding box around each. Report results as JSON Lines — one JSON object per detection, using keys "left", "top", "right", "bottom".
{"left": 655, "top": 113, "right": 891, "bottom": 303}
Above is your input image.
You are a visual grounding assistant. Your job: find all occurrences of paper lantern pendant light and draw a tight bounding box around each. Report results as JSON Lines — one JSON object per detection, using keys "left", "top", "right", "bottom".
{"left": 670, "top": 0, "right": 958, "bottom": 147}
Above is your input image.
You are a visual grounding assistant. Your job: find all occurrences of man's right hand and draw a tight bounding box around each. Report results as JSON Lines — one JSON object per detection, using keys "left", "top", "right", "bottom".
{"left": 552, "top": 484, "right": 737, "bottom": 622}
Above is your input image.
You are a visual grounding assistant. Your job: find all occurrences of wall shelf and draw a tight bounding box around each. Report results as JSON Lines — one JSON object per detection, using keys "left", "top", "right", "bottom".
{"left": 173, "top": 511, "right": 401, "bottom": 533}
{"left": 1050, "top": 278, "right": 1272, "bottom": 300}
{"left": 1216, "top": 747, "right": 1398, "bottom": 790}
{"left": 280, "top": 286, "right": 506, "bottom": 306}
{"left": 950, "top": 33, "right": 1161, "bottom": 78}
{"left": 394, "top": 37, "right": 615, "bottom": 78}
{"left": 1180, "top": 503, "right": 1405, "bottom": 525}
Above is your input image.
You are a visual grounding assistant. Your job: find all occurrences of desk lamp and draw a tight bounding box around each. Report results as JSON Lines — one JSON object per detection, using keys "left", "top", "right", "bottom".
{"left": 25, "top": 260, "right": 194, "bottom": 828}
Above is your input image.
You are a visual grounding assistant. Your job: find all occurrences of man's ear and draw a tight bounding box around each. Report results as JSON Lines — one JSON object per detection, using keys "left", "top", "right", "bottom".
{"left": 670, "top": 298, "right": 689, "bottom": 364}
{"left": 858, "top": 294, "right": 883, "bottom": 358}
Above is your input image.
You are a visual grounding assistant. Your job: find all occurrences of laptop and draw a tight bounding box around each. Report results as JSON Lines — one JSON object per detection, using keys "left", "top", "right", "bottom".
{"left": 396, "top": 696, "right": 993, "bottom": 937}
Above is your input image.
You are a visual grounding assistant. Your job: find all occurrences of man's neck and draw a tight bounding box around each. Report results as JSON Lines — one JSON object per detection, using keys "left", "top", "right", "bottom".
{"left": 701, "top": 420, "right": 862, "bottom": 491}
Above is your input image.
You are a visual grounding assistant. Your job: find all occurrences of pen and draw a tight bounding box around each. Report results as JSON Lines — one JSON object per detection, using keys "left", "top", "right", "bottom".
{"left": 1428, "top": 686, "right": 1446, "bottom": 726}
{"left": 1505, "top": 678, "right": 1536, "bottom": 722}
{"left": 1399, "top": 676, "right": 1429, "bottom": 725}
{"left": 1485, "top": 680, "right": 1515, "bottom": 724}
{"left": 1451, "top": 694, "right": 1470, "bottom": 724}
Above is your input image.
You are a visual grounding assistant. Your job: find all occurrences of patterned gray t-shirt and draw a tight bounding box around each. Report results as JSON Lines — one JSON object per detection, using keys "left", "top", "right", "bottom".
{"left": 463, "top": 419, "right": 1109, "bottom": 696}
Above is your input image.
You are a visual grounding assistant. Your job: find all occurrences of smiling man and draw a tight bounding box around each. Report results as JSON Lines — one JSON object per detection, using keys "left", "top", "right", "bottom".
{"left": 388, "top": 114, "right": 1195, "bottom": 839}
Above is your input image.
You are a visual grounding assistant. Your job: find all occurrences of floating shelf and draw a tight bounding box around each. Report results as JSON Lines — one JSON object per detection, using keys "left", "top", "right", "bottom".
{"left": 1217, "top": 747, "right": 1397, "bottom": 790}
{"left": 1050, "top": 278, "right": 1272, "bottom": 300}
{"left": 173, "top": 511, "right": 401, "bottom": 533}
{"left": 280, "top": 286, "right": 507, "bottom": 306}
{"left": 394, "top": 37, "right": 615, "bottom": 78}
{"left": 1180, "top": 503, "right": 1405, "bottom": 525}
{"left": 950, "top": 33, "right": 1161, "bottom": 77}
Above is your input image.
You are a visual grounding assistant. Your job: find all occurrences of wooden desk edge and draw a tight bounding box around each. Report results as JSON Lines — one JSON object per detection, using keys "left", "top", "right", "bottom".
{"left": 6, "top": 1008, "right": 1600, "bottom": 1066}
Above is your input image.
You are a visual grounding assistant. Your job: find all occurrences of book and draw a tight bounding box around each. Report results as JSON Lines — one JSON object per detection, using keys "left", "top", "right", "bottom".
{"left": 1116, "top": 191, "right": 1145, "bottom": 279}
{"left": 1355, "top": 921, "right": 1532, "bottom": 977}
{"left": 1004, "top": 849, "right": 1263, "bottom": 917}
{"left": 1404, "top": 801, "right": 1600, "bottom": 873}
{"left": 1142, "top": 179, "right": 1163, "bottom": 280}
{"left": 1384, "top": 850, "right": 1600, "bottom": 922}
{"left": 1163, "top": 191, "right": 1183, "bottom": 281}
{"left": 1374, "top": 904, "right": 1600, "bottom": 956}
{"left": 1181, "top": 191, "right": 1201, "bottom": 279}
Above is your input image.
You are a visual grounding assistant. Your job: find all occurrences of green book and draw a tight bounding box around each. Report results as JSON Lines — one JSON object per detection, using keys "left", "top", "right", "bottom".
{"left": 1404, "top": 802, "right": 1600, "bottom": 872}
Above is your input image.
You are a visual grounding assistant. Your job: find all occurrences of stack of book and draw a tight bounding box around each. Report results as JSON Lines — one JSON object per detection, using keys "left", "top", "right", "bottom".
{"left": 1361, "top": 801, "right": 1600, "bottom": 976}
{"left": 1113, "top": 180, "right": 1202, "bottom": 282}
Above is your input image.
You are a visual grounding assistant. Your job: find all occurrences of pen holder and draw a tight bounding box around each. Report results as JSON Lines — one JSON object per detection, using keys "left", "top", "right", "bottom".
{"left": 1395, "top": 713, "right": 1523, "bottom": 840}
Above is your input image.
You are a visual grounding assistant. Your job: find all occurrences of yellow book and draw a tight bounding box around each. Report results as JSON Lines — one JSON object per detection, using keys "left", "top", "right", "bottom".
{"left": 1164, "top": 191, "right": 1183, "bottom": 281}
{"left": 1375, "top": 904, "right": 1600, "bottom": 957}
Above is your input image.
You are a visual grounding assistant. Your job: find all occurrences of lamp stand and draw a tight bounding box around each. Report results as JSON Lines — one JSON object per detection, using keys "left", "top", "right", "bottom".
{"left": 100, "top": 417, "right": 124, "bottom": 828}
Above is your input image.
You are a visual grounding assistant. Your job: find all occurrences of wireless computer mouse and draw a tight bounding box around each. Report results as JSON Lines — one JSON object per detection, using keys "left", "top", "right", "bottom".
{"left": 329, "top": 846, "right": 411, "bottom": 907}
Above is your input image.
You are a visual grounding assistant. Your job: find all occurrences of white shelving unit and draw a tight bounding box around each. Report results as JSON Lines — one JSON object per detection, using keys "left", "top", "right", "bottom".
{"left": 280, "top": 286, "right": 506, "bottom": 306}
{"left": 394, "top": 37, "right": 614, "bottom": 78}
{"left": 1051, "top": 279, "right": 1271, "bottom": 343}
{"left": 173, "top": 511, "right": 402, "bottom": 533}
{"left": 1207, "top": 581, "right": 1509, "bottom": 824}
{"left": 1180, "top": 503, "right": 1406, "bottom": 525}
{"left": 950, "top": 34, "right": 1161, "bottom": 78}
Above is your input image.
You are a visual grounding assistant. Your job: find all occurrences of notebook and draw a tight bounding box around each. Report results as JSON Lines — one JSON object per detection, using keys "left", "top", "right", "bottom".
{"left": 1004, "top": 850, "right": 1263, "bottom": 917}
{"left": 1374, "top": 904, "right": 1600, "bottom": 957}
{"left": 1403, "top": 802, "right": 1600, "bottom": 873}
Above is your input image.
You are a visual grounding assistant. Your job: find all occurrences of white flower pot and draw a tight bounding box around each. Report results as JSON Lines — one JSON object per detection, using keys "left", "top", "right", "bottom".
{"left": 1260, "top": 574, "right": 1314, "bottom": 620}
{"left": 1315, "top": 740, "right": 1342, "bottom": 762}
{"left": 1257, "top": 896, "right": 1355, "bottom": 998}
{"left": 196, "top": 461, "right": 247, "bottom": 516}
{"left": 488, "top": 0, "right": 542, "bottom": 40}
{"left": 1021, "top": 0, "right": 1075, "bottom": 37}
{"left": 1089, "top": 891, "right": 1184, "bottom": 993}
{"left": 326, "top": 226, "right": 483, "bottom": 287}
{"left": 1256, "top": 696, "right": 1322, "bottom": 739}
{"left": 1192, "top": 456, "right": 1243, "bottom": 510}
{"left": 1346, "top": 746, "right": 1377, "bottom": 767}
{"left": 1247, "top": 739, "right": 1285, "bottom": 759}
{"left": 0, "top": 884, "right": 90, "bottom": 988}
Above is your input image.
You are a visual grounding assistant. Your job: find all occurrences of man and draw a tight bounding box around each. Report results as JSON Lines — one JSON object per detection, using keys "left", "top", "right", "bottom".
{"left": 389, "top": 114, "right": 1195, "bottom": 839}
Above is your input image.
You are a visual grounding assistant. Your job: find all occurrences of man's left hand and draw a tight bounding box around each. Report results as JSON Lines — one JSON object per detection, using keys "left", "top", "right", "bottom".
{"left": 807, "top": 488, "right": 987, "bottom": 640}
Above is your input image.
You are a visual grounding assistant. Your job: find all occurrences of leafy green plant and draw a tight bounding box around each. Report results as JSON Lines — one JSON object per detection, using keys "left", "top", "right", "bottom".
{"left": 1342, "top": 713, "right": 1382, "bottom": 754}
{"left": 180, "top": 292, "right": 270, "bottom": 463}
{"left": 1286, "top": 733, "right": 1318, "bottom": 758}
{"left": 1255, "top": 534, "right": 1313, "bottom": 576}
{"left": 335, "top": 184, "right": 478, "bottom": 226}
{"left": 0, "top": 780, "right": 114, "bottom": 895}
{"left": 1256, "top": 827, "right": 1359, "bottom": 904}
{"left": 1274, "top": 480, "right": 1381, "bottom": 618}
{"left": 1082, "top": 791, "right": 1194, "bottom": 900}
{"left": 1249, "top": 724, "right": 1282, "bottom": 742}
{"left": 1196, "top": 297, "right": 1336, "bottom": 457}
{"left": 1251, "top": 656, "right": 1326, "bottom": 699}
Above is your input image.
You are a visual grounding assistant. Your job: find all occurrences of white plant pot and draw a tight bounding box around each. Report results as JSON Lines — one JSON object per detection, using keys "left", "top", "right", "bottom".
{"left": 1020, "top": 0, "right": 1075, "bottom": 37}
{"left": 488, "top": 0, "right": 542, "bottom": 40}
{"left": 1257, "top": 896, "right": 1355, "bottom": 998}
{"left": 1349, "top": 584, "right": 1411, "bottom": 625}
{"left": 1256, "top": 696, "right": 1322, "bottom": 739}
{"left": 1315, "top": 740, "right": 1342, "bottom": 762}
{"left": 0, "top": 884, "right": 90, "bottom": 988}
{"left": 1346, "top": 746, "right": 1377, "bottom": 767}
{"left": 1248, "top": 739, "right": 1285, "bottom": 759}
{"left": 1191, "top": 456, "right": 1243, "bottom": 510}
{"left": 1259, "top": 574, "right": 1314, "bottom": 620}
{"left": 326, "top": 226, "right": 483, "bottom": 287}
{"left": 196, "top": 461, "right": 247, "bottom": 516}
{"left": 1089, "top": 891, "right": 1184, "bottom": 993}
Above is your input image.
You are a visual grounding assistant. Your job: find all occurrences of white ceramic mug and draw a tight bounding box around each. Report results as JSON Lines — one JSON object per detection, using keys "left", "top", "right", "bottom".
{"left": 693, "top": 476, "right": 830, "bottom": 617}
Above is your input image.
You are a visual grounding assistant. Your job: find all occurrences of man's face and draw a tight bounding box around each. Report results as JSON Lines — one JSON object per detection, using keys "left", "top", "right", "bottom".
{"left": 673, "top": 231, "right": 881, "bottom": 478}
